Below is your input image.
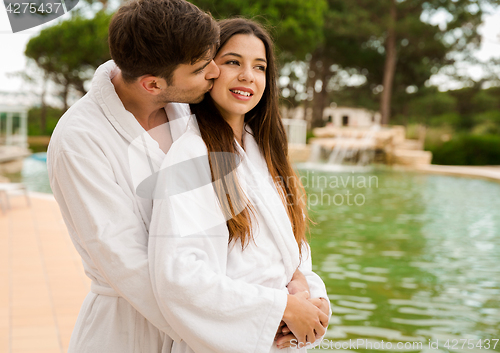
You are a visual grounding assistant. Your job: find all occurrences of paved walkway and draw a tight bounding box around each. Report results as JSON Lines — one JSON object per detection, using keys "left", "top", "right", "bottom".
{"left": 416, "top": 164, "right": 500, "bottom": 182}
{"left": 1, "top": 193, "right": 90, "bottom": 353}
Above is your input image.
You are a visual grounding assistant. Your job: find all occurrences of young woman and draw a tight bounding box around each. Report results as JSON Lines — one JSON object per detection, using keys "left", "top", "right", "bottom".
{"left": 149, "top": 18, "right": 330, "bottom": 353}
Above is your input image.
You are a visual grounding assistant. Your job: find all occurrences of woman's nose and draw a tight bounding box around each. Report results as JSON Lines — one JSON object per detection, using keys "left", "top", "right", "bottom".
{"left": 238, "top": 66, "right": 255, "bottom": 83}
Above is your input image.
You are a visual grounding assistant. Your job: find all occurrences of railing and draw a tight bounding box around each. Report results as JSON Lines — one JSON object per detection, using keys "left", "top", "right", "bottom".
{"left": 282, "top": 118, "right": 307, "bottom": 145}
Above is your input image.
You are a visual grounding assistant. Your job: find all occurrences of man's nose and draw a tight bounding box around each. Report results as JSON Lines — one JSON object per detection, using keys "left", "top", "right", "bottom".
{"left": 205, "top": 60, "right": 220, "bottom": 80}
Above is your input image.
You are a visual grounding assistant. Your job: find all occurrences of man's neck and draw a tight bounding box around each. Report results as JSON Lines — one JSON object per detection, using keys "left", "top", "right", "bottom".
{"left": 111, "top": 73, "right": 167, "bottom": 131}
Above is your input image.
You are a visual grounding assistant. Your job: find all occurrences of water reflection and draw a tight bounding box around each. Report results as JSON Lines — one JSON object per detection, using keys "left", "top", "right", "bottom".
{"left": 301, "top": 169, "right": 500, "bottom": 352}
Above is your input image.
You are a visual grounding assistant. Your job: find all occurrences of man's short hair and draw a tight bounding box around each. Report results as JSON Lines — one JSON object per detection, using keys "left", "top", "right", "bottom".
{"left": 108, "top": 0, "right": 219, "bottom": 84}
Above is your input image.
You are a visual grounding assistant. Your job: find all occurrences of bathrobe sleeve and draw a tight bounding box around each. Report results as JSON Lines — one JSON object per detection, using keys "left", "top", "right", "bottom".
{"left": 149, "top": 132, "right": 288, "bottom": 353}
{"left": 50, "top": 149, "right": 180, "bottom": 340}
{"left": 299, "top": 243, "right": 330, "bottom": 302}
{"left": 297, "top": 243, "right": 332, "bottom": 346}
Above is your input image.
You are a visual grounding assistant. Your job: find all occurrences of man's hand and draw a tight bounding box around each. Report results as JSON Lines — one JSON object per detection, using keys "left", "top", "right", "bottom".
{"left": 287, "top": 269, "right": 310, "bottom": 295}
{"left": 275, "top": 329, "right": 297, "bottom": 349}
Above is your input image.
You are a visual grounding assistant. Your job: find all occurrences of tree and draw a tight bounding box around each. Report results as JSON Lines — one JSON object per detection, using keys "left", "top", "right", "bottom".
{"left": 25, "top": 11, "right": 112, "bottom": 111}
{"left": 190, "top": 0, "right": 327, "bottom": 60}
{"left": 301, "top": 0, "right": 500, "bottom": 127}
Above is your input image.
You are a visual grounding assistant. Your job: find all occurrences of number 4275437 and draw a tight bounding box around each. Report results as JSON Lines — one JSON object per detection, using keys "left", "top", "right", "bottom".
{"left": 444, "top": 339, "right": 499, "bottom": 350}
{"left": 5, "top": 2, "right": 63, "bottom": 14}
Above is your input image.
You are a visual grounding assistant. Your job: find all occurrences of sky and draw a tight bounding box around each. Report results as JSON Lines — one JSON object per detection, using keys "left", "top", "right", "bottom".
{"left": 0, "top": 3, "right": 499, "bottom": 98}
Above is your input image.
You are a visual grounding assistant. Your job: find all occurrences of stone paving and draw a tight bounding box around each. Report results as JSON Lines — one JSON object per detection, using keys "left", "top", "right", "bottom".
{"left": 416, "top": 164, "right": 500, "bottom": 182}
{"left": 1, "top": 194, "right": 90, "bottom": 353}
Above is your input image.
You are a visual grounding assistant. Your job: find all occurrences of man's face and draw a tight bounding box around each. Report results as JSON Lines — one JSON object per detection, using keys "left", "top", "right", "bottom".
{"left": 158, "top": 57, "right": 220, "bottom": 104}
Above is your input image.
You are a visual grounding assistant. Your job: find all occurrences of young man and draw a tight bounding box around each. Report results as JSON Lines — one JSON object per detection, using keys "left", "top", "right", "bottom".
{"left": 48, "top": 0, "right": 329, "bottom": 352}
{"left": 48, "top": 1, "right": 220, "bottom": 351}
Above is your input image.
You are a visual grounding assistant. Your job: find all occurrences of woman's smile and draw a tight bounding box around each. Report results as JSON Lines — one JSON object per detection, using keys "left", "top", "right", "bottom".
{"left": 229, "top": 87, "right": 254, "bottom": 100}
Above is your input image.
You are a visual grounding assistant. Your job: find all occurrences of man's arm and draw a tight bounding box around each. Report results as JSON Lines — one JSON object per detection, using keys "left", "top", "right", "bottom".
{"left": 49, "top": 149, "right": 180, "bottom": 341}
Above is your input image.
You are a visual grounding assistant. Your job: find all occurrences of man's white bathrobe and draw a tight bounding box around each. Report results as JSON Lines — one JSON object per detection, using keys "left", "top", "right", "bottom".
{"left": 48, "top": 60, "right": 181, "bottom": 352}
{"left": 149, "top": 114, "right": 330, "bottom": 353}
{"left": 48, "top": 60, "right": 329, "bottom": 353}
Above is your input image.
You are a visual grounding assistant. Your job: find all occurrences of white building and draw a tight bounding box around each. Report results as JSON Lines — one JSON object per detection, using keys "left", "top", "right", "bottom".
{"left": 0, "top": 105, "right": 29, "bottom": 148}
{"left": 0, "top": 91, "right": 35, "bottom": 148}
{"left": 281, "top": 105, "right": 381, "bottom": 128}
{"left": 323, "top": 106, "right": 381, "bottom": 127}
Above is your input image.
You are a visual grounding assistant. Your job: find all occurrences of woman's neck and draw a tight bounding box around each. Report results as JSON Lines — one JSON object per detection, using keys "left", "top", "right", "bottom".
{"left": 223, "top": 114, "right": 245, "bottom": 147}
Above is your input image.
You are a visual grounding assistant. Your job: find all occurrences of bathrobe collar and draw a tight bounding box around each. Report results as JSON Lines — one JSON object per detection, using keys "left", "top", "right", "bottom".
{"left": 90, "top": 60, "right": 146, "bottom": 145}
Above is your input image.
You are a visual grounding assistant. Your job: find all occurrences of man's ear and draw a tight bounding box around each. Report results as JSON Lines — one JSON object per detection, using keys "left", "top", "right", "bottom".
{"left": 139, "top": 76, "right": 165, "bottom": 94}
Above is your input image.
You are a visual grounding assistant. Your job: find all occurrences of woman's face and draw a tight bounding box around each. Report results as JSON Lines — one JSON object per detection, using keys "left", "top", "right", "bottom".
{"left": 210, "top": 34, "right": 267, "bottom": 122}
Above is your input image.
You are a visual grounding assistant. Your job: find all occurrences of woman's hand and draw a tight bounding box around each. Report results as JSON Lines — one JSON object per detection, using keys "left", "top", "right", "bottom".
{"left": 309, "top": 297, "right": 330, "bottom": 317}
{"left": 282, "top": 291, "right": 328, "bottom": 348}
{"left": 287, "top": 269, "right": 310, "bottom": 295}
{"left": 276, "top": 298, "right": 330, "bottom": 349}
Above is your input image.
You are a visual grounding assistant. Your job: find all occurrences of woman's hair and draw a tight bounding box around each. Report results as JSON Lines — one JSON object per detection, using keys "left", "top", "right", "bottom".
{"left": 190, "top": 18, "right": 308, "bottom": 253}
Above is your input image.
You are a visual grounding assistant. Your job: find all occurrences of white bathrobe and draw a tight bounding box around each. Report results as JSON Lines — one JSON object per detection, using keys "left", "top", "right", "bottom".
{"left": 149, "top": 115, "right": 330, "bottom": 353}
{"left": 48, "top": 60, "right": 329, "bottom": 353}
{"left": 48, "top": 60, "right": 182, "bottom": 352}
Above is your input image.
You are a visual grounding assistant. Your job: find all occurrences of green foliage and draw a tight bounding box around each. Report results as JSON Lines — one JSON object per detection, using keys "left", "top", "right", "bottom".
{"left": 472, "top": 121, "right": 500, "bottom": 135}
{"left": 25, "top": 11, "right": 112, "bottom": 107}
{"left": 409, "top": 90, "right": 457, "bottom": 118}
{"left": 470, "top": 90, "right": 500, "bottom": 113}
{"left": 27, "top": 106, "right": 64, "bottom": 136}
{"left": 304, "top": 0, "right": 500, "bottom": 125}
{"left": 429, "top": 134, "right": 500, "bottom": 165}
{"left": 190, "top": 0, "right": 327, "bottom": 59}
{"left": 305, "top": 130, "right": 315, "bottom": 144}
{"left": 392, "top": 84, "right": 500, "bottom": 134}
{"left": 428, "top": 112, "right": 461, "bottom": 127}
{"left": 473, "top": 110, "right": 500, "bottom": 125}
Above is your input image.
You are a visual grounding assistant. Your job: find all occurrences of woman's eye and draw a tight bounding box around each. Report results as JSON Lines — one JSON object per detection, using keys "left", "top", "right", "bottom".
{"left": 226, "top": 60, "right": 239, "bottom": 65}
{"left": 256, "top": 65, "right": 266, "bottom": 71}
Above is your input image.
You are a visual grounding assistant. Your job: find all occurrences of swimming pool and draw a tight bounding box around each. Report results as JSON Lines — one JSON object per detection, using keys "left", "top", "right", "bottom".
{"left": 21, "top": 157, "right": 500, "bottom": 350}
{"left": 22, "top": 153, "right": 52, "bottom": 194}
{"left": 300, "top": 168, "right": 500, "bottom": 351}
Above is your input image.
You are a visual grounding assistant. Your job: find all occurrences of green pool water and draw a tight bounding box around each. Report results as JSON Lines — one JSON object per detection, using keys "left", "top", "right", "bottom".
{"left": 301, "top": 167, "right": 500, "bottom": 352}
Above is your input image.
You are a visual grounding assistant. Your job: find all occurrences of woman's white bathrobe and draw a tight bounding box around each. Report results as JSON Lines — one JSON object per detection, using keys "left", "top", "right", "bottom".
{"left": 149, "top": 115, "right": 330, "bottom": 353}
{"left": 48, "top": 60, "right": 328, "bottom": 353}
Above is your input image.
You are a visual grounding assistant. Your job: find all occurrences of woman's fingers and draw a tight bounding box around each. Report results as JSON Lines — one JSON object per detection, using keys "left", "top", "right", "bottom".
{"left": 319, "top": 310, "right": 329, "bottom": 327}
{"left": 309, "top": 297, "right": 330, "bottom": 319}
{"left": 283, "top": 294, "right": 328, "bottom": 348}
{"left": 314, "top": 319, "right": 326, "bottom": 339}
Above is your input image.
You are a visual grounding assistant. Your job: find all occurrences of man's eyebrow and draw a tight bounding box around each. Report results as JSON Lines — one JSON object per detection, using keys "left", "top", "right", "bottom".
{"left": 221, "top": 52, "right": 267, "bottom": 63}
{"left": 193, "top": 59, "right": 211, "bottom": 73}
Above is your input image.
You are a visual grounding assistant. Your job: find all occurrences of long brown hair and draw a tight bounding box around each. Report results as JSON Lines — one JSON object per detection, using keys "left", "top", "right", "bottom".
{"left": 190, "top": 18, "right": 308, "bottom": 253}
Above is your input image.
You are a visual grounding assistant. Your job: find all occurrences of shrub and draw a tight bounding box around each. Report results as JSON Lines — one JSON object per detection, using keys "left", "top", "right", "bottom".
{"left": 430, "top": 134, "right": 500, "bottom": 165}
{"left": 28, "top": 106, "right": 64, "bottom": 136}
